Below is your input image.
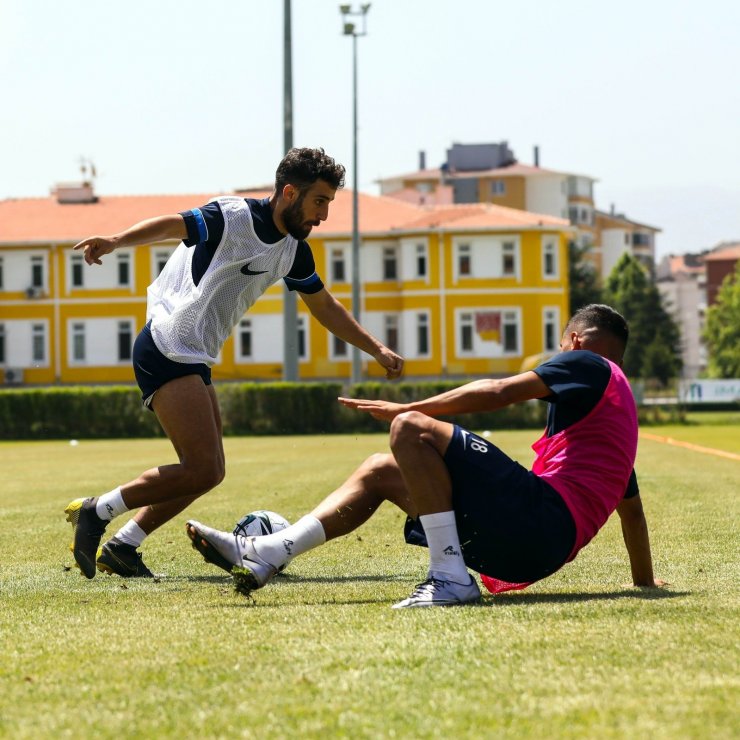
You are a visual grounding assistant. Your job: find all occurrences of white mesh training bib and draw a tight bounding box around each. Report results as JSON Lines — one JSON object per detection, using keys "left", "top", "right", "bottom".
{"left": 147, "top": 197, "right": 298, "bottom": 365}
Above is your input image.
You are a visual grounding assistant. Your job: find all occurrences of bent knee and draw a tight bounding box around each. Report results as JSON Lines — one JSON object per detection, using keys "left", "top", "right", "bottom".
{"left": 390, "top": 410, "right": 429, "bottom": 445}
{"left": 183, "top": 459, "right": 226, "bottom": 494}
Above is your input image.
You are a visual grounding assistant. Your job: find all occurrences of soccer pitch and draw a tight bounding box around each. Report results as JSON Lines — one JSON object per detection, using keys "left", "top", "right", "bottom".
{"left": 1, "top": 424, "right": 738, "bottom": 738}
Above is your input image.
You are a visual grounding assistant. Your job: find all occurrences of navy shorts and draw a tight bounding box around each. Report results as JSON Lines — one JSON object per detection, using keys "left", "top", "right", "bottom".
{"left": 404, "top": 425, "right": 576, "bottom": 583}
{"left": 132, "top": 322, "right": 212, "bottom": 408}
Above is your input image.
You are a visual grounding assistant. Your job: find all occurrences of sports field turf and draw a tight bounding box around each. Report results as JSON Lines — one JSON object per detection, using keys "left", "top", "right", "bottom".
{"left": 1, "top": 419, "right": 738, "bottom": 738}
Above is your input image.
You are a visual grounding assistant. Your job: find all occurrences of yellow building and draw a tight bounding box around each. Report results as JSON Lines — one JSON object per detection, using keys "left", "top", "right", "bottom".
{"left": 0, "top": 184, "right": 572, "bottom": 385}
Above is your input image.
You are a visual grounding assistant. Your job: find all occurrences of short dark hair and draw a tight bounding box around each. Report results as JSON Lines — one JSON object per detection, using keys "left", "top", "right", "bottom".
{"left": 566, "top": 303, "right": 629, "bottom": 347}
{"left": 275, "top": 147, "right": 346, "bottom": 193}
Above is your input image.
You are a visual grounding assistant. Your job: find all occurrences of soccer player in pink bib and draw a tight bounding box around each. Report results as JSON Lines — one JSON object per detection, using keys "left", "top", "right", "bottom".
{"left": 188, "top": 304, "right": 664, "bottom": 607}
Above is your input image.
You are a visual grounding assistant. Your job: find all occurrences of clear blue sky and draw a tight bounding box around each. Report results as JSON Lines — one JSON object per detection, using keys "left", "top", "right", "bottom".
{"left": 2, "top": 0, "right": 738, "bottom": 257}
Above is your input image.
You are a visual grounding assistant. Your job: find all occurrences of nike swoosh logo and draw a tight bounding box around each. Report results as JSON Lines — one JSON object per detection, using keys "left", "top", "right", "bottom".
{"left": 241, "top": 262, "right": 268, "bottom": 276}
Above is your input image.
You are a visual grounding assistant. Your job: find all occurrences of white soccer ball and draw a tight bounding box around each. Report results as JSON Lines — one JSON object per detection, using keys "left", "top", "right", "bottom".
{"left": 233, "top": 510, "right": 290, "bottom": 538}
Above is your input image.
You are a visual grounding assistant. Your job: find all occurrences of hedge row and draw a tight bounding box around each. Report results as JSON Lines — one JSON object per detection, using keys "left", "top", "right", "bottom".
{"left": 0, "top": 382, "right": 549, "bottom": 440}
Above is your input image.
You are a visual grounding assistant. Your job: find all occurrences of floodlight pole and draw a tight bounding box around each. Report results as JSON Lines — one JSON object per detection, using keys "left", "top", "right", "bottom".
{"left": 282, "top": 0, "right": 299, "bottom": 382}
{"left": 340, "top": 3, "right": 370, "bottom": 386}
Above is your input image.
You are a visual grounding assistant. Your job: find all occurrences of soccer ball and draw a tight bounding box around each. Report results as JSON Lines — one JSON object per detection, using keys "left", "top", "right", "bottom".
{"left": 233, "top": 510, "right": 290, "bottom": 538}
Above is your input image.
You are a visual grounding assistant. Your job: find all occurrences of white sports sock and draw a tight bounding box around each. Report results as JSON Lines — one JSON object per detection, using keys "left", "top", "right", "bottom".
{"left": 114, "top": 519, "right": 147, "bottom": 548}
{"left": 420, "top": 510, "right": 470, "bottom": 583}
{"left": 250, "top": 515, "right": 326, "bottom": 568}
{"left": 95, "top": 487, "right": 129, "bottom": 522}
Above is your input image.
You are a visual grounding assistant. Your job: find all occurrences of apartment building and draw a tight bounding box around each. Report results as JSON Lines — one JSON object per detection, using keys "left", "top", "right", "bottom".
{"left": 0, "top": 183, "right": 572, "bottom": 386}
{"left": 378, "top": 141, "right": 660, "bottom": 278}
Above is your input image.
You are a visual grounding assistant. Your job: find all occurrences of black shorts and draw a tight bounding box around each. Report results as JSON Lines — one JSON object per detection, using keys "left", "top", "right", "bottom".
{"left": 132, "top": 321, "right": 212, "bottom": 408}
{"left": 404, "top": 425, "right": 576, "bottom": 583}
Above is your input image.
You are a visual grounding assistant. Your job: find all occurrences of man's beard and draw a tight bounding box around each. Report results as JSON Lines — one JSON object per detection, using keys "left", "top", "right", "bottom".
{"left": 282, "top": 193, "right": 318, "bottom": 240}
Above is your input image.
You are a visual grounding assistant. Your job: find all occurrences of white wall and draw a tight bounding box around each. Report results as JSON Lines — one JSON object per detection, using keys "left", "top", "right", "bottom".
{"left": 526, "top": 175, "right": 568, "bottom": 218}
{"left": 67, "top": 247, "right": 135, "bottom": 290}
{"left": 601, "top": 229, "right": 629, "bottom": 277}
{"left": 2, "top": 250, "right": 48, "bottom": 292}
{"left": 66, "top": 317, "right": 135, "bottom": 366}
{"left": 1, "top": 319, "right": 49, "bottom": 367}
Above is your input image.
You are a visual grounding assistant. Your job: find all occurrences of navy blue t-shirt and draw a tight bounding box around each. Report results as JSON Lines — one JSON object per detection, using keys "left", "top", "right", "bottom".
{"left": 535, "top": 350, "right": 639, "bottom": 499}
{"left": 178, "top": 197, "right": 324, "bottom": 292}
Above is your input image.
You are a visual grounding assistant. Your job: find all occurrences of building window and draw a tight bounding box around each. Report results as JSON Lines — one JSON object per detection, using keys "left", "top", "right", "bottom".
{"left": 502, "top": 311, "right": 518, "bottom": 353}
{"left": 460, "top": 312, "right": 474, "bottom": 353}
{"left": 502, "top": 242, "right": 516, "bottom": 276}
{"left": 383, "top": 247, "right": 398, "bottom": 280}
{"left": 331, "top": 249, "right": 346, "bottom": 282}
{"left": 490, "top": 180, "right": 505, "bottom": 195}
{"left": 543, "top": 239, "right": 558, "bottom": 278}
{"left": 633, "top": 233, "right": 652, "bottom": 246}
{"left": 154, "top": 250, "right": 171, "bottom": 276}
{"left": 333, "top": 334, "right": 348, "bottom": 357}
{"left": 384, "top": 315, "right": 399, "bottom": 353}
{"left": 417, "top": 313, "right": 429, "bottom": 356}
{"left": 32, "top": 323, "right": 45, "bottom": 363}
{"left": 581, "top": 208, "right": 590, "bottom": 225}
{"left": 72, "top": 322, "right": 86, "bottom": 362}
{"left": 0, "top": 257, "right": 4, "bottom": 289}
{"left": 415, "top": 244, "right": 427, "bottom": 279}
{"left": 297, "top": 316, "right": 307, "bottom": 360}
{"left": 239, "top": 319, "right": 252, "bottom": 359}
{"left": 568, "top": 206, "right": 579, "bottom": 224}
{"left": 118, "top": 321, "right": 133, "bottom": 361}
{"left": 0, "top": 324, "right": 5, "bottom": 363}
{"left": 458, "top": 244, "right": 471, "bottom": 277}
{"left": 117, "top": 254, "right": 131, "bottom": 287}
{"left": 544, "top": 309, "right": 559, "bottom": 352}
{"left": 31, "top": 256, "right": 44, "bottom": 288}
{"left": 71, "top": 254, "right": 85, "bottom": 287}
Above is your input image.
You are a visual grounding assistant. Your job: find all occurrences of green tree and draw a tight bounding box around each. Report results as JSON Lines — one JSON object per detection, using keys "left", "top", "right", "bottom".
{"left": 569, "top": 240, "right": 603, "bottom": 314}
{"left": 703, "top": 261, "right": 740, "bottom": 378}
{"left": 603, "top": 253, "right": 682, "bottom": 384}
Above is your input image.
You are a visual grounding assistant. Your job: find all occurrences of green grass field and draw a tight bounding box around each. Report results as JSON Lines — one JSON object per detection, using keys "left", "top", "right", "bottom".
{"left": 1, "top": 419, "right": 738, "bottom": 738}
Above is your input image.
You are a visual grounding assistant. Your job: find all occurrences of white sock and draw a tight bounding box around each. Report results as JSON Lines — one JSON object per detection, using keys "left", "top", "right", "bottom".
{"left": 420, "top": 511, "right": 470, "bottom": 583}
{"left": 95, "top": 487, "right": 129, "bottom": 522}
{"left": 250, "top": 515, "right": 326, "bottom": 568}
{"left": 114, "top": 520, "right": 147, "bottom": 548}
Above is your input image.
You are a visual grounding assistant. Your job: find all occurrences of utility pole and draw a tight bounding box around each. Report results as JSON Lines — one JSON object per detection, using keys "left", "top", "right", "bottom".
{"left": 282, "top": 0, "right": 299, "bottom": 381}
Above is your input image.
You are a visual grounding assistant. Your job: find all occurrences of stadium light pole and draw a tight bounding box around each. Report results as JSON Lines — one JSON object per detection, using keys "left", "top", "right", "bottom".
{"left": 339, "top": 3, "right": 370, "bottom": 386}
{"left": 282, "top": 0, "right": 299, "bottom": 382}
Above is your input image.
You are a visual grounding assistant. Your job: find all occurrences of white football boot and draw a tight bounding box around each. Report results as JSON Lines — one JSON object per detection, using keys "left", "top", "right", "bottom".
{"left": 392, "top": 574, "right": 481, "bottom": 609}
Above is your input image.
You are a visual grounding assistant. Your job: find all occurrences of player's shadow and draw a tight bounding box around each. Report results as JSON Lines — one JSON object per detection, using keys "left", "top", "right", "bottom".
{"left": 474, "top": 589, "right": 688, "bottom": 606}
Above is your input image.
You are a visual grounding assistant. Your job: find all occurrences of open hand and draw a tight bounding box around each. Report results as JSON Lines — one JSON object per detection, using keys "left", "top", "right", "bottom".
{"left": 338, "top": 397, "right": 407, "bottom": 421}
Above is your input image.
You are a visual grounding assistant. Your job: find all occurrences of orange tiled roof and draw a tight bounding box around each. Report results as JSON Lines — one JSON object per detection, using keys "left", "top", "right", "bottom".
{"left": 704, "top": 243, "right": 740, "bottom": 261}
{"left": 0, "top": 187, "right": 568, "bottom": 245}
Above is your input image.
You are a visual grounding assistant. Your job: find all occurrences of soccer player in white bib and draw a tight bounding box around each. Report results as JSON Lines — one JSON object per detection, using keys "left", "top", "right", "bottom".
{"left": 65, "top": 148, "right": 403, "bottom": 579}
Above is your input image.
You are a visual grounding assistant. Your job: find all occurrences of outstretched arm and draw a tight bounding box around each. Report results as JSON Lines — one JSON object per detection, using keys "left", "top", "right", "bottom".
{"left": 74, "top": 214, "right": 187, "bottom": 265}
{"left": 339, "top": 371, "right": 551, "bottom": 421}
{"left": 616, "top": 494, "right": 666, "bottom": 587}
{"left": 300, "top": 288, "right": 403, "bottom": 379}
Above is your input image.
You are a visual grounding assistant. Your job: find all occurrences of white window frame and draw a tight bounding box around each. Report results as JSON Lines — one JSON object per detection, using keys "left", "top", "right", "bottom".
{"left": 32, "top": 322, "right": 47, "bottom": 364}
{"left": 116, "top": 252, "right": 132, "bottom": 288}
{"left": 543, "top": 307, "right": 560, "bottom": 353}
{"left": 416, "top": 312, "right": 431, "bottom": 357}
{"left": 415, "top": 243, "right": 428, "bottom": 280}
{"left": 542, "top": 237, "right": 559, "bottom": 280}
{"left": 71, "top": 322, "right": 86, "bottom": 363}
{"left": 70, "top": 253, "right": 85, "bottom": 289}
{"left": 384, "top": 314, "right": 400, "bottom": 354}
{"left": 151, "top": 248, "right": 175, "bottom": 279}
{"left": 117, "top": 320, "right": 134, "bottom": 362}
{"left": 456, "top": 243, "right": 472, "bottom": 280}
{"left": 297, "top": 315, "right": 309, "bottom": 361}
{"left": 30, "top": 255, "right": 45, "bottom": 290}
{"left": 237, "top": 318, "right": 253, "bottom": 361}
{"left": 330, "top": 333, "right": 349, "bottom": 360}
{"left": 490, "top": 179, "right": 506, "bottom": 195}
{"left": 457, "top": 312, "right": 475, "bottom": 356}
{"left": 330, "top": 247, "right": 347, "bottom": 284}
{"left": 501, "top": 241, "right": 517, "bottom": 278}
{"left": 382, "top": 246, "right": 399, "bottom": 281}
{"left": 501, "top": 310, "right": 520, "bottom": 354}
